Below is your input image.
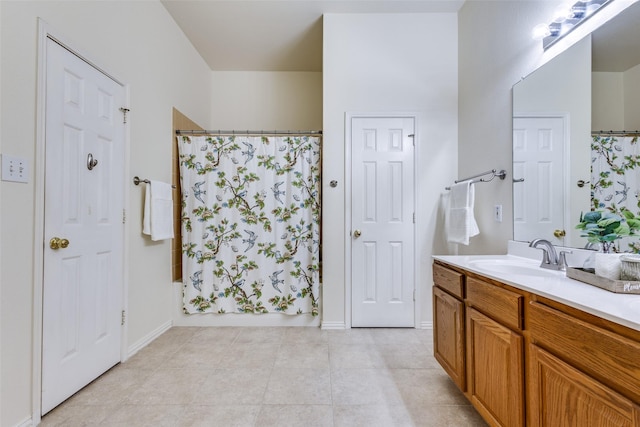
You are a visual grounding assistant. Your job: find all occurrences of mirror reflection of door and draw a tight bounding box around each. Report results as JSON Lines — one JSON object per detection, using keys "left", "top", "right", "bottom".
{"left": 513, "top": 116, "right": 566, "bottom": 244}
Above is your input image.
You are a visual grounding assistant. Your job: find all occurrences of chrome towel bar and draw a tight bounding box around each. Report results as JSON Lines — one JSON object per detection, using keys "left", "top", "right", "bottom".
{"left": 133, "top": 176, "right": 176, "bottom": 189}
{"left": 446, "top": 169, "right": 506, "bottom": 190}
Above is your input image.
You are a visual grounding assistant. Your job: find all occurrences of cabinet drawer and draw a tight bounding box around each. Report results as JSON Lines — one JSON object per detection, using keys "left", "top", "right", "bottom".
{"left": 529, "top": 301, "right": 640, "bottom": 403}
{"left": 433, "top": 263, "right": 464, "bottom": 299}
{"left": 466, "top": 277, "right": 523, "bottom": 331}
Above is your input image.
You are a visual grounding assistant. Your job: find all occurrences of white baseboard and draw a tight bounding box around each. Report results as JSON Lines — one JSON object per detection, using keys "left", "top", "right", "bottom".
{"left": 420, "top": 321, "right": 433, "bottom": 329}
{"left": 14, "top": 417, "right": 33, "bottom": 427}
{"left": 321, "top": 321, "right": 346, "bottom": 330}
{"left": 126, "top": 319, "right": 172, "bottom": 360}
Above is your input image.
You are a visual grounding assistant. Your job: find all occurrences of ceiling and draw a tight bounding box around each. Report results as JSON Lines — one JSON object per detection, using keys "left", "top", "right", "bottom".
{"left": 161, "top": 0, "right": 464, "bottom": 71}
{"left": 162, "top": 0, "right": 640, "bottom": 73}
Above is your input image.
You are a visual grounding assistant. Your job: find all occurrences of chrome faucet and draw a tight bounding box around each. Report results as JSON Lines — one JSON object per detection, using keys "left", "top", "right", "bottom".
{"left": 529, "top": 239, "right": 571, "bottom": 271}
{"left": 584, "top": 241, "right": 600, "bottom": 251}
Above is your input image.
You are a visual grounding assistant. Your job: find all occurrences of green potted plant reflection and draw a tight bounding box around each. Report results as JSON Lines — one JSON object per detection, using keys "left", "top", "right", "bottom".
{"left": 575, "top": 209, "right": 640, "bottom": 253}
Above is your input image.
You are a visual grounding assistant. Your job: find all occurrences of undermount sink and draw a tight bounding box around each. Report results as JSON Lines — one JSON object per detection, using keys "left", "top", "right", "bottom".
{"left": 468, "top": 259, "right": 562, "bottom": 278}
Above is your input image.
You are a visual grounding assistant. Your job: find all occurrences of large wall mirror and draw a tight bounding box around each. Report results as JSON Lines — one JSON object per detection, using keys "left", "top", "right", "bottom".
{"left": 512, "top": 2, "right": 640, "bottom": 249}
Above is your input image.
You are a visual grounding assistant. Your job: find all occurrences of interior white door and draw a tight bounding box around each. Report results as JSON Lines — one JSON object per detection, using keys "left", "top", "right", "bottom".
{"left": 513, "top": 116, "right": 566, "bottom": 244}
{"left": 351, "top": 116, "right": 415, "bottom": 327}
{"left": 42, "top": 38, "right": 125, "bottom": 414}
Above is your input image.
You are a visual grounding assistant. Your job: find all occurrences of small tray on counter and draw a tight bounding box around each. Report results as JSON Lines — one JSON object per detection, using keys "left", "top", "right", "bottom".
{"left": 566, "top": 267, "right": 640, "bottom": 294}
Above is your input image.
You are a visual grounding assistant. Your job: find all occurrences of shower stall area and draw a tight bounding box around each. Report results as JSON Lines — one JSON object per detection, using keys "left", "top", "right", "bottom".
{"left": 176, "top": 131, "right": 322, "bottom": 317}
{"left": 170, "top": 72, "right": 324, "bottom": 327}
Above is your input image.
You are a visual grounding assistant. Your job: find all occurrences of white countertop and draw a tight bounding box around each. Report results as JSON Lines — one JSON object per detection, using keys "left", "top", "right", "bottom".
{"left": 433, "top": 253, "right": 640, "bottom": 332}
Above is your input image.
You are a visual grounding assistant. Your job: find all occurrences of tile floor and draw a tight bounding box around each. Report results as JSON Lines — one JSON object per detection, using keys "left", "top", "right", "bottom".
{"left": 40, "top": 327, "right": 487, "bottom": 426}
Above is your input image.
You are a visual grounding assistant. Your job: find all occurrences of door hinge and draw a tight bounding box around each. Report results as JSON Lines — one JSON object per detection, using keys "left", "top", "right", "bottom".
{"left": 119, "top": 107, "right": 130, "bottom": 124}
{"left": 413, "top": 289, "right": 416, "bottom": 302}
{"left": 409, "top": 134, "right": 415, "bottom": 146}
{"left": 121, "top": 310, "right": 126, "bottom": 326}
{"left": 413, "top": 212, "right": 416, "bottom": 224}
{"left": 122, "top": 209, "right": 126, "bottom": 224}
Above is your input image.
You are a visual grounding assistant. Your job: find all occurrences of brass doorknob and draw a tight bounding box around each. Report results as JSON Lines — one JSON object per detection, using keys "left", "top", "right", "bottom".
{"left": 50, "top": 237, "right": 70, "bottom": 249}
{"left": 553, "top": 229, "right": 566, "bottom": 238}
{"left": 353, "top": 229, "right": 362, "bottom": 238}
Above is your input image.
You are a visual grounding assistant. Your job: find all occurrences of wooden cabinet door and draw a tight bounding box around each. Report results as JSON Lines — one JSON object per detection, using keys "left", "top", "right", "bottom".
{"left": 528, "top": 344, "right": 640, "bottom": 427}
{"left": 467, "top": 307, "right": 524, "bottom": 427}
{"left": 433, "top": 286, "right": 465, "bottom": 391}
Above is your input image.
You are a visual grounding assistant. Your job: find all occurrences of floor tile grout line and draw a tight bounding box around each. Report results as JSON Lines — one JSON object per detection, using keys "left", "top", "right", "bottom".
{"left": 254, "top": 328, "right": 285, "bottom": 426}
{"left": 327, "top": 337, "right": 336, "bottom": 427}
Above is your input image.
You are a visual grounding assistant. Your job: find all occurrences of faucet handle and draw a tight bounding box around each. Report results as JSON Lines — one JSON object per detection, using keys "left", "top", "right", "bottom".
{"left": 558, "top": 250, "right": 573, "bottom": 270}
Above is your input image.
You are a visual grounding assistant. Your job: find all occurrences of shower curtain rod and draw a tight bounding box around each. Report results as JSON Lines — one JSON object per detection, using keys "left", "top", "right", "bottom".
{"left": 176, "top": 129, "right": 323, "bottom": 136}
{"left": 592, "top": 130, "right": 640, "bottom": 136}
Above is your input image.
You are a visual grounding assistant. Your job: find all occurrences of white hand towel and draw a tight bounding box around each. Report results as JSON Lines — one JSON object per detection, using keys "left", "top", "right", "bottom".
{"left": 142, "top": 180, "right": 174, "bottom": 241}
{"left": 446, "top": 180, "right": 479, "bottom": 245}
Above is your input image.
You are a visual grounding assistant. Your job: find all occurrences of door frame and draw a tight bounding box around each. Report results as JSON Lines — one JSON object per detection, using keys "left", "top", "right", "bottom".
{"left": 32, "top": 20, "right": 130, "bottom": 423}
{"left": 513, "top": 112, "right": 570, "bottom": 244}
{"left": 344, "top": 112, "right": 420, "bottom": 329}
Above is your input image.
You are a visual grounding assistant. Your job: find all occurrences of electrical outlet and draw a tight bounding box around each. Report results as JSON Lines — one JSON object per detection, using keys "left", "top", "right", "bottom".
{"left": 494, "top": 204, "right": 503, "bottom": 222}
{"left": 1, "top": 154, "right": 29, "bottom": 183}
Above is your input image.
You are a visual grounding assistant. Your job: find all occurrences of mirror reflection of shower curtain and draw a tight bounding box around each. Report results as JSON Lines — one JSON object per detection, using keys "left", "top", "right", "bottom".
{"left": 591, "top": 134, "right": 640, "bottom": 250}
{"left": 177, "top": 135, "right": 321, "bottom": 315}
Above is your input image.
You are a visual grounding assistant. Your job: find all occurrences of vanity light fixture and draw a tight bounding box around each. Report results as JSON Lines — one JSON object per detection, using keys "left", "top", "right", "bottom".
{"left": 532, "top": 0, "right": 613, "bottom": 49}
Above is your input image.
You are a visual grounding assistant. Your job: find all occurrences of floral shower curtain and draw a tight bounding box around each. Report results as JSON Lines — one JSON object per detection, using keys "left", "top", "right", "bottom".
{"left": 591, "top": 134, "right": 640, "bottom": 213}
{"left": 177, "top": 135, "right": 321, "bottom": 315}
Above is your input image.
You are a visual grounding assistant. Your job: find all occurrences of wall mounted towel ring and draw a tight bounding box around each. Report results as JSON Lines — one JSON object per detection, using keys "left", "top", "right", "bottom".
{"left": 87, "top": 153, "right": 98, "bottom": 170}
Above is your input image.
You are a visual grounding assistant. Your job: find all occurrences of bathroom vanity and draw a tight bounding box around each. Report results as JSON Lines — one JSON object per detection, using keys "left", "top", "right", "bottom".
{"left": 432, "top": 255, "right": 640, "bottom": 427}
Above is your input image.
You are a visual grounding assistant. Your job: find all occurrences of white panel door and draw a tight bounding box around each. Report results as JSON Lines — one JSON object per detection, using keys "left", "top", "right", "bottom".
{"left": 351, "top": 117, "right": 415, "bottom": 327}
{"left": 513, "top": 116, "right": 565, "bottom": 244}
{"left": 42, "top": 38, "right": 125, "bottom": 414}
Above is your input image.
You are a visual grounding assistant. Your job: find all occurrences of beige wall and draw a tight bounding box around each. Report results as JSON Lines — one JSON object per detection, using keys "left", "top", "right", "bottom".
{"left": 211, "top": 71, "right": 322, "bottom": 130}
{"left": 593, "top": 63, "right": 640, "bottom": 131}
{"left": 0, "top": 1, "right": 3, "bottom": 424}
{"left": 0, "top": 1, "right": 212, "bottom": 425}
{"left": 323, "top": 13, "right": 458, "bottom": 328}
{"left": 624, "top": 63, "right": 640, "bottom": 130}
{"left": 593, "top": 72, "right": 625, "bottom": 130}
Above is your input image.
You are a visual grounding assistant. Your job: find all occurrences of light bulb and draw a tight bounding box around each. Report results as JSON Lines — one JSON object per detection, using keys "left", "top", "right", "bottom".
{"left": 553, "top": 5, "right": 573, "bottom": 22}
{"left": 532, "top": 23, "right": 551, "bottom": 40}
{"left": 571, "top": 3, "right": 586, "bottom": 18}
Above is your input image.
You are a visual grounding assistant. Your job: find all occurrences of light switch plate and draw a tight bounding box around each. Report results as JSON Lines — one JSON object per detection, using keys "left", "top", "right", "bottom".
{"left": 494, "top": 204, "right": 503, "bottom": 222}
{"left": 1, "top": 154, "right": 29, "bottom": 183}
